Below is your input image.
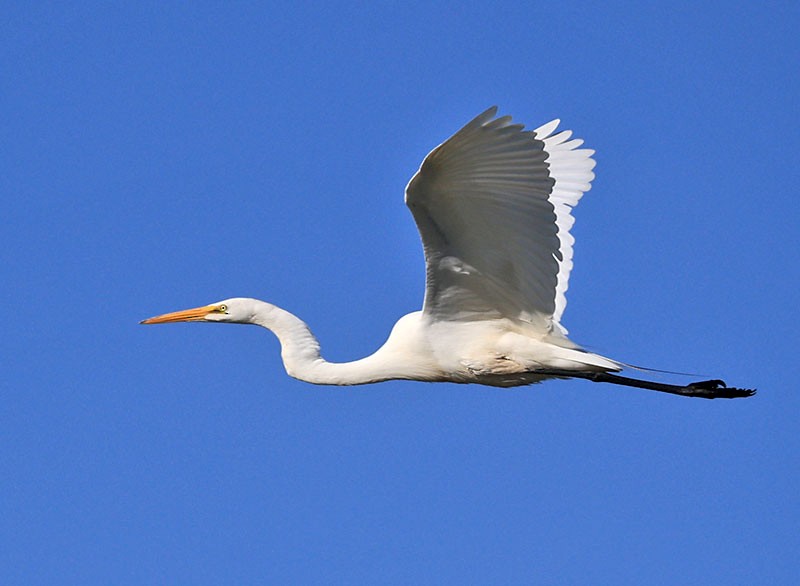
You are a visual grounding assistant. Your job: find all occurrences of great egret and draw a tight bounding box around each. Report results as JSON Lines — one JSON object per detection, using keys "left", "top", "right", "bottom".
{"left": 142, "top": 107, "right": 754, "bottom": 399}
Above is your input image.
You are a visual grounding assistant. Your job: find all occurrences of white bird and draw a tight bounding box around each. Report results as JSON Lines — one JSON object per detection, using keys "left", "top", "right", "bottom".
{"left": 142, "top": 107, "right": 753, "bottom": 399}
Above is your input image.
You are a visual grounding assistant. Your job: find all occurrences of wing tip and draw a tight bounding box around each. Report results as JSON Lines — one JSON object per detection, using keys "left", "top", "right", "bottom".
{"left": 473, "top": 105, "right": 499, "bottom": 126}
{"left": 534, "top": 119, "right": 561, "bottom": 139}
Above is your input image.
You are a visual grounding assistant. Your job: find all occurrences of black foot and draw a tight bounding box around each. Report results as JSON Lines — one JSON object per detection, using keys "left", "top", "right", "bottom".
{"left": 685, "top": 379, "right": 756, "bottom": 399}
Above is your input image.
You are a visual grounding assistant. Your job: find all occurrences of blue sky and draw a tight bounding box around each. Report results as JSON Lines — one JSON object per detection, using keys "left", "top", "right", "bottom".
{"left": 2, "top": 2, "right": 798, "bottom": 584}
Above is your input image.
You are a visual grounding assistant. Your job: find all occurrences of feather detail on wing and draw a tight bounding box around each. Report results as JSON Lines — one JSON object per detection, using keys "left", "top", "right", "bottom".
{"left": 405, "top": 107, "right": 595, "bottom": 335}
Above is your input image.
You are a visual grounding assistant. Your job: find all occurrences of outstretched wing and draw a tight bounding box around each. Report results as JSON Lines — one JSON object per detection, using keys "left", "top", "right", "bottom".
{"left": 405, "top": 107, "right": 595, "bottom": 334}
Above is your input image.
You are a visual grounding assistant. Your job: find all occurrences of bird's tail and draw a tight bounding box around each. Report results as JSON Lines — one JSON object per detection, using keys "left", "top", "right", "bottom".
{"left": 545, "top": 345, "right": 624, "bottom": 372}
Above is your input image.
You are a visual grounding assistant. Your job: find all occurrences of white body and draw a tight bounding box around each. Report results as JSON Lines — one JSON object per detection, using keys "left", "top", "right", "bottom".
{"left": 224, "top": 298, "right": 619, "bottom": 388}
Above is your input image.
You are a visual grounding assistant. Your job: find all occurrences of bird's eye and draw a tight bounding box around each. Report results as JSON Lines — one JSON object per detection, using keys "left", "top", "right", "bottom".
{"left": 218, "top": 305, "right": 228, "bottom": 313}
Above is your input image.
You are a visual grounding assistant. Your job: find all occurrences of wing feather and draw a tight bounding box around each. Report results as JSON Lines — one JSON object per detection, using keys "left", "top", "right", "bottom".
{"left": 405, "top": 107, "right": 595, "bottom": 334}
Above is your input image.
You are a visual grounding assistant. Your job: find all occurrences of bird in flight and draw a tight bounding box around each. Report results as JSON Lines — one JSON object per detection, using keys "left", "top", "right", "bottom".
{"left": 142, "top": 107, "right": 754, "bottom": 399}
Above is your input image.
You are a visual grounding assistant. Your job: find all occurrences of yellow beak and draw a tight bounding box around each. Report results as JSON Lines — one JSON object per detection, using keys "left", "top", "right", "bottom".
{"left": 140, "top": 305, "right": 216, "bottom": 324}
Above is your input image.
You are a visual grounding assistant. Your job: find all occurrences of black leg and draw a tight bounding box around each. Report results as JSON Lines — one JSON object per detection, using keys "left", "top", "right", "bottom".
{"left": 535, "top": 370, "right": 756, "bottom": 399}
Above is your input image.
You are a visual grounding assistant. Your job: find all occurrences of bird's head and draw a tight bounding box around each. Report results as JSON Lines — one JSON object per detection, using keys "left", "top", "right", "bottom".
{"left": 140, "top": 297, "right": 259, "bottom": 325}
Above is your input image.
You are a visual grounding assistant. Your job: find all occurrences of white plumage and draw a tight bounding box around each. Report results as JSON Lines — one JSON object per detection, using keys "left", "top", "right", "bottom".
{"left": 142, "top": 107, "right": 754, "bottom": 399}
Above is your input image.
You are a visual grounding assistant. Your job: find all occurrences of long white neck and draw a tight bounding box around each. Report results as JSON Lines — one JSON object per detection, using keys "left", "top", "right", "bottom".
{"left": 248, "top": 300, "right": 430, "bottom": 385}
